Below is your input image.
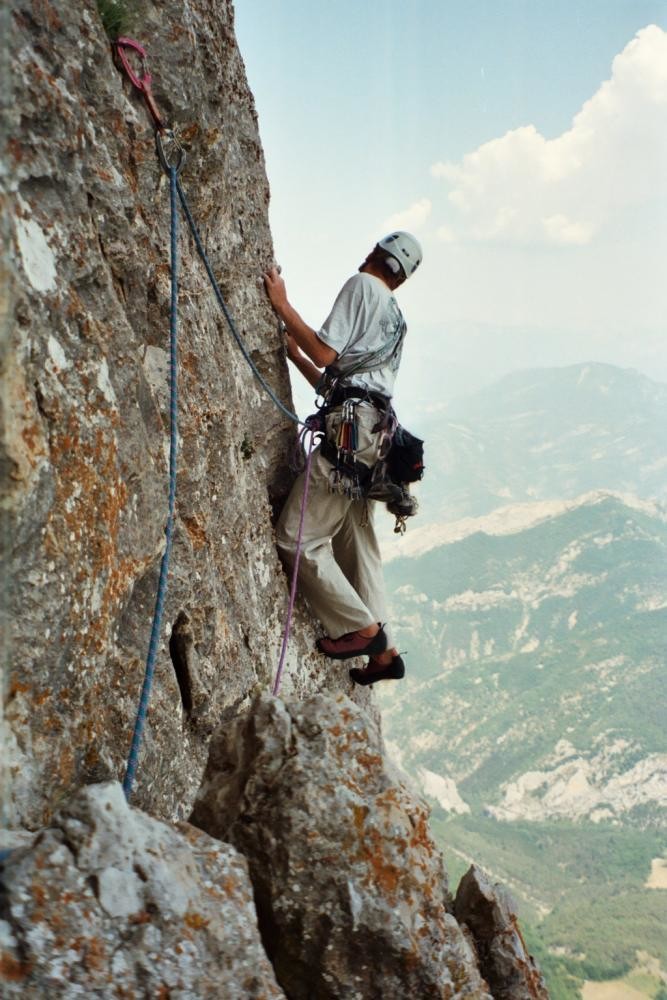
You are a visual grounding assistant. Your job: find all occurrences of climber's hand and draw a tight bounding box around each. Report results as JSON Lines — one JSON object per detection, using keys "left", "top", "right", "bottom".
{"left": 263, "top": 267, "right": 288, "bottom": 315}
{"left": 284, "top": 330, "right": 301, "bottom": 362}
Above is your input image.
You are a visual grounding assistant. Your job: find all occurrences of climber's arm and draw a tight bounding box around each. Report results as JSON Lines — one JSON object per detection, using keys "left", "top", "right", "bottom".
{"left": 284, "top": 332, "right": 323, "bottom": 388}
{"left": 264, "top": 268, "right": 337, "bottom": 369}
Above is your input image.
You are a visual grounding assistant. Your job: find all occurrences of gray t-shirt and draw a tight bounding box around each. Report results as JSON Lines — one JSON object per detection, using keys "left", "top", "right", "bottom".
{"left": 316, "top": 272, "right": 406, "bottom": 397}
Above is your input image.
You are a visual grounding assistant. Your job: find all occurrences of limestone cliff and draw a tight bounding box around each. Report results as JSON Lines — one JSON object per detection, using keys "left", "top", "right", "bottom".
{"left": 2, "top": 0, "right": 368, "bottom": 830}
{"left": 1, "top": 2, "right": 548, "bottom": 996}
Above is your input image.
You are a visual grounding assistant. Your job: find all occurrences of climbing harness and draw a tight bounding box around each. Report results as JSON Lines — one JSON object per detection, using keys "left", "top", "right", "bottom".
{"left": 316, "top": 381, "right": 421, "bottom": 532}
{"left": 122, "top": 162, "right": 179, "bottom": 798}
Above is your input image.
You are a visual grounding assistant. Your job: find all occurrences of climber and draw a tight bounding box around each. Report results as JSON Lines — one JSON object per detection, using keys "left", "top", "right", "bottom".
{"left": 264, "top": 231, "right": 422, "bottom": 685}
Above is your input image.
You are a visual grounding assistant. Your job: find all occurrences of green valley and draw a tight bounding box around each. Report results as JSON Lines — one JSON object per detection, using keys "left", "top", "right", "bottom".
{"left": 379, "top": 480, "right": 667, "bottom": 998}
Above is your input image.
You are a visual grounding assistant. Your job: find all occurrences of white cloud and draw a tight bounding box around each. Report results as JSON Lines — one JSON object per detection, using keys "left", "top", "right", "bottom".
{"left": 542, "top": 214, "right": 594, "bottom": 246}
{"left": 430, "top": 25, "right": 667, "bottom": 246}
{"left": 435, "top": 224, "right": 457, "bottom": 243}
{"left": 382, "top": 197, "right": 431, "bottom": 233}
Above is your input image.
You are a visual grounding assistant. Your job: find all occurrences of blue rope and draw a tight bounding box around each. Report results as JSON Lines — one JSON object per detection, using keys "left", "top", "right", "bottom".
{"left": 175, "top": 177, "right": 300, "bottom": 425}
{"left": 123, "top": 164, "right": 179, "bottom": 799}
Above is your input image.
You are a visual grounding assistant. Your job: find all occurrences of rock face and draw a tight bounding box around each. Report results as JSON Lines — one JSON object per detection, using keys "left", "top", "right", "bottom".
{"left": 0, "top": 781, "right": 284, "bottom": 998}
{"left": 2, "top": 3, "right": 549, "bottom": 997}
{"left": 0, "top": 700, "right": 550, "bottom": 999}
{"left": 454, "top": 867, "right": 549, "bottom": 1000}
{"left": 190, "top": 691, "right": 492, "bottom": 999}
{"left": 2, "top": 0, "right": 365, "bottom": 830}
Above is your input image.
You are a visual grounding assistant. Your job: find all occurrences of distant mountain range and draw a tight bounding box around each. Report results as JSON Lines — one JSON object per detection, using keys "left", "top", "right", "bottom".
{"left": 381, "top": 491, "right": 666, "bottom": 826}
{"left": 412, "top": 363, "right": 667, "bottom": 524}
{"left": 386, "top": 489, "right": 665, "bottom": 563}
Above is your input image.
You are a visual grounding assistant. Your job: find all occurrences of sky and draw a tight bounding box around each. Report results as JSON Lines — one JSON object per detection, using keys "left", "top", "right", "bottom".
{"left": 235, "top": 1, "right": 667, "bottom": 423}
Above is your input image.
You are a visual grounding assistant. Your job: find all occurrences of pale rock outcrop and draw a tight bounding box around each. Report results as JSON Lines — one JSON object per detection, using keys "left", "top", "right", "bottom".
{"left": 190, "top": 691, "right": 493, "bottom": 1000}
{"left": 488, "top": 749, "right": 667, "bottom": 823}
{"left": 0, "top": 781, "right": 285, "bottom": 998}
{"left": 454, "top": 866, "right": 549, "bottom": 1000}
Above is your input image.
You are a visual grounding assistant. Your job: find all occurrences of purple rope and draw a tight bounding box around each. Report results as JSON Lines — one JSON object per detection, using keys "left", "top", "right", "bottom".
{"left": 272, "top": 427, "right": 317, "bottom": 696}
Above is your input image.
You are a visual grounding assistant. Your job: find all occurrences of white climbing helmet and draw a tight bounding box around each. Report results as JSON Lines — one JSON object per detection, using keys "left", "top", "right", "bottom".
{"left": 377, "top": 231, "right": 422, "bottom": 278}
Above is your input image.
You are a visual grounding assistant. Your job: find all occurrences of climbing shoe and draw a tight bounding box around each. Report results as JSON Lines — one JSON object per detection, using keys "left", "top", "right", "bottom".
{"left": 349, "top": 654, "right": 405, "bottom": 686}
{"left": 317, "top": 625, "right": 388, "bottom": 661}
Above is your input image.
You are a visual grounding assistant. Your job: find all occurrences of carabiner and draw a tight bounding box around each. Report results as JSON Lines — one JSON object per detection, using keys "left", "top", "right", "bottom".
{"left": 113, "top": 36, "right": 150, "bottom": 91}
{"left": 113, "top": 36, "right": 166, "bottom": 132}
{"left": 156, "top": 130, "right": 186, "bottom": 176}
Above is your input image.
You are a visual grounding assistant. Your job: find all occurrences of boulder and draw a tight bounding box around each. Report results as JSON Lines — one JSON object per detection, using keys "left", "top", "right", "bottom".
{"left": 454, "top": 866, "right": 549, "bottom": 1000}
{"left": 190, "top": 691, "right": 492, "bottom": 999}
{"left": 0, "top": 781, "right": 284, "bottom": 998}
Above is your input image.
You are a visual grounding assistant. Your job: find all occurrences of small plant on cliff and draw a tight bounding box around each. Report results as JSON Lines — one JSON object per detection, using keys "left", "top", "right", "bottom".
{"left": 96, "top": 0, "right": 131, "bottom": 39}
{"left": 240, "top": 435, "right": 255, "bottom": 461}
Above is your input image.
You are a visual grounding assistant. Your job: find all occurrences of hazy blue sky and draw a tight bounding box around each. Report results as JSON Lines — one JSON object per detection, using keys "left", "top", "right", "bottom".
{"left": 235, "top": 2, "right": 667, "bottom": 422}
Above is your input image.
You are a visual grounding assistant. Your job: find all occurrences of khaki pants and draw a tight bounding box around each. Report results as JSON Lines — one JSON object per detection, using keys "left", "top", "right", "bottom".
{"left": 276, "top": 403, "right": 390, "bottom": 643}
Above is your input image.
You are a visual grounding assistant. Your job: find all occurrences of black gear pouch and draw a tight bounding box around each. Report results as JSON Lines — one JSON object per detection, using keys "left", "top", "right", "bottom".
{"left": 386, "top": 425, "right": 425, "bottom": 484}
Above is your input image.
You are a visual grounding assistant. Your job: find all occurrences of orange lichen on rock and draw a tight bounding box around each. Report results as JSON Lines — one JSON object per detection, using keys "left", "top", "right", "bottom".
{"left": 184, "top": 911, "right": 210, "bottom": 930}
{"left": 182, "top": 514, "right": 208, "bottom": 549}
{"left": 360, "top": 831, "right": 402, "bottom": 898}
{"left": 0, "top": 953, "right": 32, "bottom": 982}
{"left": 83, "top": 935, "right": 107, "bottom": 972}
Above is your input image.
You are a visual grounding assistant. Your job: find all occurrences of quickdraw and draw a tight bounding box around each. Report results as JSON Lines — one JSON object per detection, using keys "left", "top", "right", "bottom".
{"left": 113, "top": 36, "right": 166, "bottom": 132}
{"left": 113, "top": 36, "right": 186, "bottom": 175}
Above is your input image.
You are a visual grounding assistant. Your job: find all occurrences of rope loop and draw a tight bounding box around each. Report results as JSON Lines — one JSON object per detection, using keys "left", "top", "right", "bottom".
{"left": 289, "top": 411, "right": 323, "bottom": 472}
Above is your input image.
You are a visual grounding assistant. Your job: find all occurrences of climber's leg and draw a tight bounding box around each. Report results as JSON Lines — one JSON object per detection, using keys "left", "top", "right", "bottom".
{"left": 276, "top": 450, "right": 377, "bottom": 639}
